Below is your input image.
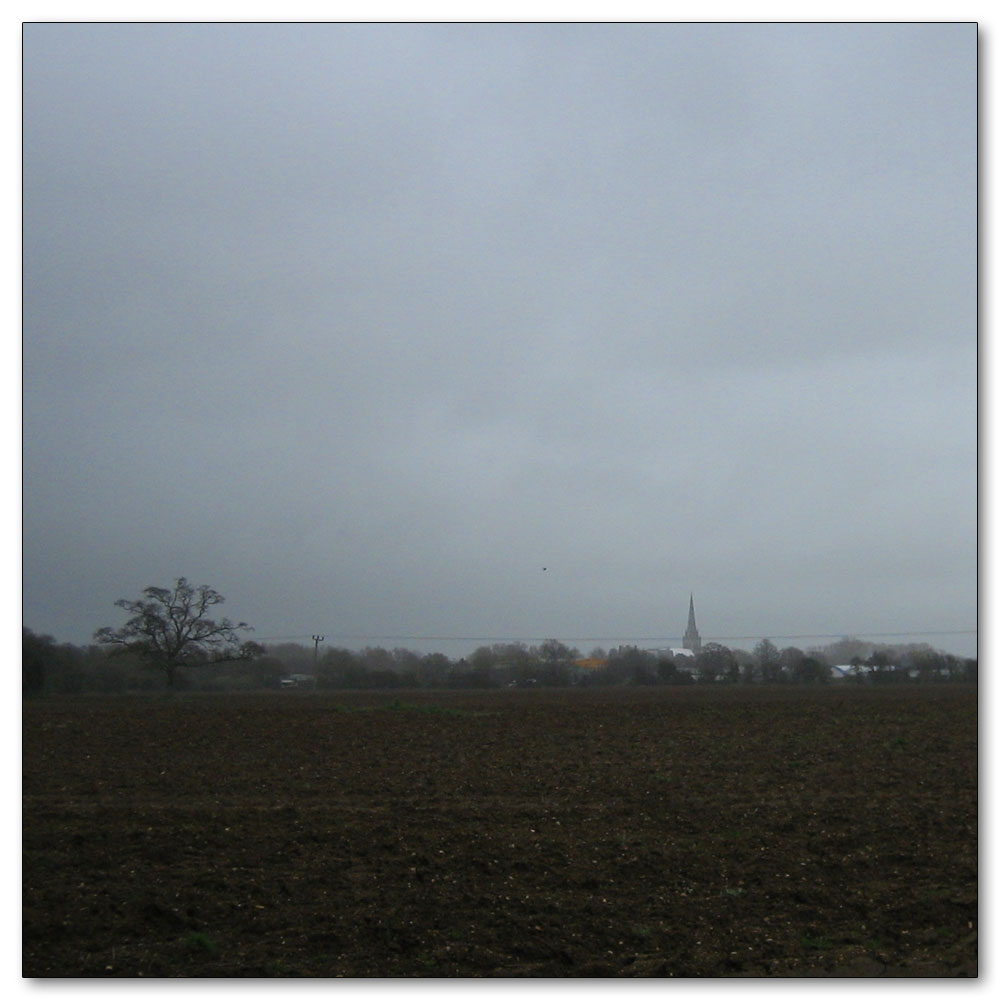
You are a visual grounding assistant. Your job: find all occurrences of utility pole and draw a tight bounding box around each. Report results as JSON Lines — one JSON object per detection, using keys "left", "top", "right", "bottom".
{"left": 311, "top": 635, "right": 325, "bottom": 688}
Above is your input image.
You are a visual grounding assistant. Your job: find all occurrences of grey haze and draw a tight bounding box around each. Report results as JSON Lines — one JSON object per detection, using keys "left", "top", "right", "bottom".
{"left": 22, "top": 23, "right": 977, "bottom": 659}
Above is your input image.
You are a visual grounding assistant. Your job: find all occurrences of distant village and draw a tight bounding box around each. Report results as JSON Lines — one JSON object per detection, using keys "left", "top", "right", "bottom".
{"left": 270, "top": 595, "right": 974, "bottom": 691}
{"left": 25, "top": 590, "right": 975, "bottom": 695}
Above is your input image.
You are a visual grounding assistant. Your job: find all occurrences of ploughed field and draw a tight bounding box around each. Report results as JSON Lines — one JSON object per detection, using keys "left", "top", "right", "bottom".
{"left": 23, "top": 685, "right": 977, "bottom": 977}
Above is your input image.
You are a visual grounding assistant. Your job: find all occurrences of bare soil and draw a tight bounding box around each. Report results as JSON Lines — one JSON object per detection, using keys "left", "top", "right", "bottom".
{"left": 22, "top": 685, "right": 977, "bottom": 977}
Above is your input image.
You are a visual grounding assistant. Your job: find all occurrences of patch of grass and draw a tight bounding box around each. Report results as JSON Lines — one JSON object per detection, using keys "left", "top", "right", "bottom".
{"left": 387, "top": 700, "right": 461, "bottom": 716}
{"left": 181, "top": 932, "right": 218, "bottom": 956}
{"left": 334, "top": 700, "right": 495, "bottom": 717}
{"left": 800, "top": 933, "right": 831, "bottom": 951}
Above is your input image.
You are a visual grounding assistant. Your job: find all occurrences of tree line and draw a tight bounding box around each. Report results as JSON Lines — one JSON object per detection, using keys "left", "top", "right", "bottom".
{"left": 23, "top": 630, "right": 977, "bottom": 696}
{"left": 22, "top": 578, "right": 977, "bottom": 695}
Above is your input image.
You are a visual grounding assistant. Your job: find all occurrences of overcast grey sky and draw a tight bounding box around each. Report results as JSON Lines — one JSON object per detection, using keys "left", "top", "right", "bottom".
{"left": 22, "top": 22, "right": 977, "bottom": 659}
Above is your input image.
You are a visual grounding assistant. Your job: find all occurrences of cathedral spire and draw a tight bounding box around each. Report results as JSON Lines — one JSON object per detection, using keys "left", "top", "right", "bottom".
{"left": 683, "top": 593, "right": 702, "bottom": 654}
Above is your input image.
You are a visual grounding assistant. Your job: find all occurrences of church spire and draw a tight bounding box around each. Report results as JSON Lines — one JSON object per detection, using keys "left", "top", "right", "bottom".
{"left": 683, "top": 593, "right": 702, "bottom": 654}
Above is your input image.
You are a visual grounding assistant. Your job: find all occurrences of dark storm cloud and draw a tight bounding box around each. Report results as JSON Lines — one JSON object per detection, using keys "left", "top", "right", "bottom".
{"left": 22, "top": 22, "right": 976, "bottom": 656}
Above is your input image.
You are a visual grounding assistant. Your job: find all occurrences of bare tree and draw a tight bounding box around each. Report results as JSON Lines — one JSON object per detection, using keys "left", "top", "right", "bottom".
{"left": 94, "top": 577, "right": 262, "bottom": 688}
{"left": 753, "top": 638, "right": 782, "bottom": 684}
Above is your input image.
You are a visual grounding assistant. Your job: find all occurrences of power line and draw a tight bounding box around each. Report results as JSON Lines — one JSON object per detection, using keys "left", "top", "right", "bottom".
{"left": 253, "top": 629, "right": 976, "bottom": 645}
{"left": 696, "top": 630, "right": 976, "bottom": 642}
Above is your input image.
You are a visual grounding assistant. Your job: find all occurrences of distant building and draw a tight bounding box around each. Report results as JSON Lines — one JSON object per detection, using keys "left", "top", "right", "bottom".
{"left": 668, "top": 647, "right": 698, "bottom": 676}
{"left": 569, "top": 657, "right": 608, "bottom": 684}
{"left": 682, "top": 594, "right": 702, "bottom": 655}
{"left": 281, "top": 673, "right": 315, "bottom": 688}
